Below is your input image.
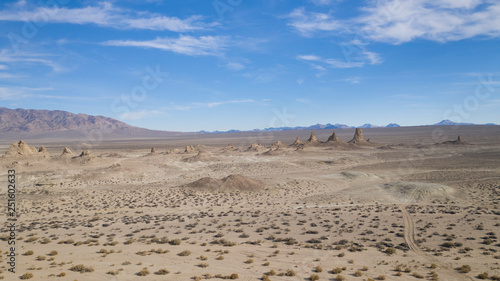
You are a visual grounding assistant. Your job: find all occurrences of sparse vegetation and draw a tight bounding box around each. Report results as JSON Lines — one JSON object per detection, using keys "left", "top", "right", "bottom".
{"left": 69, "top": 264, "right": 94, "bottom": 273}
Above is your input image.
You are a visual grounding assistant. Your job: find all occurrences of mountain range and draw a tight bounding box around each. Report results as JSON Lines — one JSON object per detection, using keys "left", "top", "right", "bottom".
{"left": 0, "top": 107, "right": 496, "bottom": 138}
{"left": 202, "top": 120, "right": 496, "bottom": 134}
{"left": 0, "top": 107, "right": 182, "bottom": 140}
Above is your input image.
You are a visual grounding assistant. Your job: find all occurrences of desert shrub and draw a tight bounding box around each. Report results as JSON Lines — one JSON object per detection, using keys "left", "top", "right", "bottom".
{"left": 137, "top": 268, "right": 150, "bottom": 276}
{"left": 354, "top": 270, "right": 363, "bottom": 277}
{"left": 169, "top": 239, "right": 182, "bottom": 245}
{"left": 335, "top": 275, "right": 345, "bottom": 281}
{"left": 20, "top": 273, "right": 34, "bottom": 279}
{"left": 107, "top": 270, "right": 119, "bottom": 275}
{"left": 69, "top": 264, "right": 94, "bottom": 273}
{"left": 48, "top": 250, "right": 58, "bottom": 256}
{"left": 338, "top": 252, "right": 345, "bottom": 257}
{"left": 245, "top": 259, "right": 254, "bottom": 264}
{"left": 36, "top": 255, "right": 46, "bottom": 261}
{"left": 315, "top": 266, "right": 322, "bottom": 273}
{"left": 198, "top": 263, "right": 209, "bottom": 268}
{"left": 266, "top": 269, "right": 276, "bottom": 276}
{"left": 412, "top": 272, "right": 424, "bottom": 279}
{"left": 262, "top": 275, "right": 271, "bottom": 281}
{"left": 24, "top": 250, "right": 34, "bottom": 256}
{"left": 385, "top": 247, "right": 396, "bottom": 255}
{"left": 155, "top": 268, "right": 170, "bottom": 275}
{"left": 285, "top": 270, "right": 296, "bottom": 276}
{"left": 490, "top": 274, "right": 500, "bottom": 281}
{"left": 458, "top": 264, "right": 471, "bottom": 273}
{"left": 378, "top": 275, "right": 386, "bottom": 280}
{"left": 59, "top": 272, "right": 66, "bottom": 277}
{"left": 477, "top": 272, "right": 489, "bottom": 279}
{"left": 332, "top": 267, "right": 343, "bottom": 274}
{"left": 310, "top": 274, "right": 320, "bottom": 280}
{"left": 178, "top": 250, "right": 192, "bottom": 256}
{"left": 229, "top": 273, "right": 239, "bottom": 279}
{"left": 25, "top": 237, "right": 38, "bottom": 243}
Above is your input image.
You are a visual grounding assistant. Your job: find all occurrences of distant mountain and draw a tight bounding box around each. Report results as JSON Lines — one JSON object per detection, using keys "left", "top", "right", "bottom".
{"left": 200, "top": 120, "right": 496, "bottom": 134}
{"left": 0, "top": 107, "right": 183, "bottom": 140}
{"left": 432, "top": 119, "right": 496, "bottom": 126}
{"left": 359, "top": 123, "right": 381, "bottom": 128}
{"left": 386, "top": 123, "right": 401, "bottom": 128}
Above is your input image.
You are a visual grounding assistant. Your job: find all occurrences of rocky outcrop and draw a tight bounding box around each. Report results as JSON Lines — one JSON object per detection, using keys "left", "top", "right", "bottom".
{"left": 307, "top": 132, "right": 319, "bottom": 143}
{"left": 5, "top": 140, "right": 38, "bottom": 156}
{"left": 327, "top": 131, "right": 339, "bottom": 142}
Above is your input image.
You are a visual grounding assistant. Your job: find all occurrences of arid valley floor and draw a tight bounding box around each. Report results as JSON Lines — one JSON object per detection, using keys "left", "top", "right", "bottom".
{"left": 1, "top": 126, "right": 500, "bottom": 281}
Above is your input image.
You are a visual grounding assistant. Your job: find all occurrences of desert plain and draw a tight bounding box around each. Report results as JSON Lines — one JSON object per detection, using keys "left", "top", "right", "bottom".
{"left": 1, "top": 125, "right": 499, "bottom": 281}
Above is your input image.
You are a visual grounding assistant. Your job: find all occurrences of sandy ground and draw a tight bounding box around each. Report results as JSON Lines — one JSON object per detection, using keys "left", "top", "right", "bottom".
{"left": 0, "top": 127, "right": 499, "bottom": 281}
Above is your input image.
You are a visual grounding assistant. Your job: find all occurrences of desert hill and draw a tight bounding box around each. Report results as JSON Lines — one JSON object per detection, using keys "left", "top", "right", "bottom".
{"left": 0, "top": 107, "right": 186, "bottom": 140}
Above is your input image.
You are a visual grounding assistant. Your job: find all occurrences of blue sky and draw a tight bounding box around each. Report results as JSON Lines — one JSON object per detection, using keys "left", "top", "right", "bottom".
{"left": 0, "top": 0, "right": 499, "bottom": 132}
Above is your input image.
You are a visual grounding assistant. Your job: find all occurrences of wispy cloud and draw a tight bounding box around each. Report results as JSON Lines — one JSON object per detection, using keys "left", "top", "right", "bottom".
{"left": 296, "top": 98, "right": 311, "bottom": 104}
{"left": 0, "top": 73, "right": 24, "bottom": 79}
{"left": 0, "top": 86, "right": 75, "bottom": 100}
{"left": 223, "top": 62, "right": 245, "bottom": 71}
{"left": 120, "top": 99, "right": 256, "bottom": 120}
{"left": 358, "top": 0, "right": 500, "bottom": 44}
{"left": 193, "top": 99, "right": 255, "bottom": 108}
{"left": 287, "top": 7, "right": 343, "bottom": 36}
{"left": 310, "top": 0, "right": 336, "bottom": 6}
{"left": 390, "top": 94, "right": 425, "bottom": 99}
{"left": 0, "top": 49, "right": 64, "bottom": 72}
{"left": 339, "top": 77, "right": 361, "bottom": 84}
{"left": 288, "top": 1, "right": 500, "bottom": 44}
{"left": 297, "top": 51, "right": 380, "bottom": 69}
{"left": 104, "top": 35, "right": 229, "bottom": 56}
{"left": 297, "top": 55, "right": 321, "bottom": 61}
{"left": 119, "top": 109, "right": 163, "bottom": 120}
{"left": 0, "top": 1, "right": 211, "bottom": 32}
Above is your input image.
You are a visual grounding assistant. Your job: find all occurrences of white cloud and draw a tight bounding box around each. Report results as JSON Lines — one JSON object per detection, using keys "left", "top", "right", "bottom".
{"left": 223, "top": 62, "right": 245, "bottom": 71}
{"left": 0, "top": 87, "right": 23, "bottom": 100}
{"left": 194, "top": 99, "right": 255, "bottom": 108}
{"left": 390, "top": 94, "right": 425, "bottom": 99}
{"left": 324, "top": 59, "right": 364, "bottom": 68}
{"left": 120, "top": 99, "right": 256, "bottom": 120}
{"left": 0, "top": 73, "right": 23, "bottom": 79}
{"left": 0, "top": 1, "right": 209, "bottom": 32}
{"left": 0, "top": 49, "right": 64, "bottom": 71}
{"left": 119, "top": 110, "right": 163, "bottom": 120}
{"left": 359, "top": 0, "right": 500, "bottom": 44}
{"left": 297, "top": 78, "right": 304, "bottom": 85}
{"left": 288, "top": 1, "right": 500, "bottom": 44}
{"left": 104, "top": 35, "right": 229, "bottom": 56}
{"left": 287, "top": 7, "right": 343, "bottom": 36}
{"left": 0, "top": 86, "right": 69, "bottom": 100}
{"left": 0, "top": 64, "right": 8, "bottom": 70}
{"left": 297, "top": 50, "right": 380, "bottom": 69}
{"left": 296, "top": 98, "right": 311, "bottom": 104}
{"left": 310, "top": 0, "right": 335, "bottom": 5}
{"left": 340, "top": 77, "right": 361, "bottom": 84}
{"left": 296, "top": 55, "right": 320, "bottom": 61}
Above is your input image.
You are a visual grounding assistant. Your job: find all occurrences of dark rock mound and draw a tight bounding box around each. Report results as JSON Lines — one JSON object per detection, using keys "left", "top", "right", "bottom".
{"left": 184, "top": 174, "right": 263, "bottom": 192}
{"left": 441, "top": 135, "right": 469, "bottom": 145}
